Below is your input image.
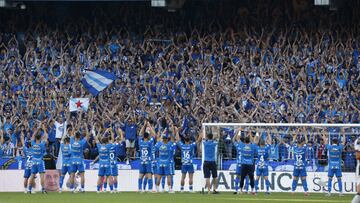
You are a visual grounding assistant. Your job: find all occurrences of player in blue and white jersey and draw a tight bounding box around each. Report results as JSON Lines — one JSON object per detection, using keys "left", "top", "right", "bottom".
{"left": 322, "top": 130, "right": 345, "bottom": 197}
{"left": 254, "top": 131, "right": 271, "bottom": 194}
{"left": 27, "top": 123, "right": 48, "bottom": 194}
{"left": 138, "top": 121, "right": 156, "bottom": 192}
{"left": 94, "top": 133, "right": 112, "bottom": 193}
{"left": 232, "top": 128, "right": 249, "bottom": 194}
{"left": 59, "top": 135, "right": 71, "bottom": 193}
{"left": 155, "top": 132, "right": 175, "bottom": 193}
{"left": 239, "top": 132, "right": 257, "bottom": 195}
{"left": 107, "top": 128, "right": 123, "bottom": 193}
{"left": 168, "top": 130, "right": 177, "bottom": 193}
{"left": 175, "top": 127, "right": 196, "bottom": 193}
{"left": 291, "top": 131, "right": 309, "bottom": 196}
{"left": 21, "top": 135, "right": 34, "bottom": 193}
{"left": 69, "top": 124, "right": 89, "bottom": 193}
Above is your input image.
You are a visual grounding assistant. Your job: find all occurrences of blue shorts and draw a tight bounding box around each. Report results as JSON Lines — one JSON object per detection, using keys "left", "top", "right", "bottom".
{"left": 293, "top": 168, "right": 307, "bottom": 177}
{"left": 157, "top": 164, "right": 170, "bottom": 176}
{"left": 170, "top": 162, "right": 175, "bottom": 175}
{"left": 71, "top": 162, "right": 85, "bottom": 173}
{"left": 61, "top": 165, "right": 71, "bottom": 175}
{"left": 328, "top": 168, "right": 342, "bottom": 178}
{"left": 181, "top": 164, "right": 194, "bottom": 174}
{"left": 235, "top": 165, "right": 242, "bottom": 175}
{"left": 139, "top": 163, "right": 152, "bottom": 174}
{"left": 151, "top": 162, "right": 157, "bottom": 174}
{"left": 111, "top": 164, "right": 118, "bottom": 176}
{"left": 31, "top": 162, "right": 45, "bottom": 174}
{"left": 24, "top": 168, "right": 31, "bottom": 178}
{"left": 256, "top": 167, "right": 269, "bottom": 177}
{"left": 98, "top": 165, "right": 111, "bottom": 177}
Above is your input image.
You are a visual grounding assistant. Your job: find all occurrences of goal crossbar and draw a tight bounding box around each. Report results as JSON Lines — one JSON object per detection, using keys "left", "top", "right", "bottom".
{"left": 202, "top": 123, "right": 360, "bottom": 127}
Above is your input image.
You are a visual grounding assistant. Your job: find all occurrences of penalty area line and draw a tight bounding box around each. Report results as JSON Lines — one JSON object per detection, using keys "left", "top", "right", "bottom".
{"left": 215, "top": 197, "right": 349, "bottom": 202}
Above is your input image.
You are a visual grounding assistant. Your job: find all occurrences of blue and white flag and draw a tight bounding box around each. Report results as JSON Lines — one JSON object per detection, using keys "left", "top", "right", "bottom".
{"left": 81, "top": 69, "right": 116, "bottom": 96}
{"left": 69, "top": 98, "right": 90, "bottom": 112}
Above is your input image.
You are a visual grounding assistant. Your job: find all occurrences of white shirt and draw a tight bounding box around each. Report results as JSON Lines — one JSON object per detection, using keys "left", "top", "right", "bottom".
{"left": 355, "top": 138, "right": 360, "bottom": 152}
{"left": 55, "top": 121, "right": 67, "bottom": 139}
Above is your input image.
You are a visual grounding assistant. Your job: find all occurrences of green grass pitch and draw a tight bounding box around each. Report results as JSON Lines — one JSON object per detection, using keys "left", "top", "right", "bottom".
{"left": 0, "top": 192, "right": 353, "bottom": 203}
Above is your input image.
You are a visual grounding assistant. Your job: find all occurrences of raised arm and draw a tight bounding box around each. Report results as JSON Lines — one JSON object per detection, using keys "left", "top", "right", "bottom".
{"left": 41, "top": 122, "right": 48, "bottom": 142}
{"left": 341, "top": 128, "right": 346, "bottom": 146}
{"left": 292, "top": 133, "right": 297, "bottom": 145}
{"left": 148, "top": 122, "right": 156, "bottom": 138}
{"left": 0, "top": 130, "right": 4, "bottom": 144}
{"left": 139, "top": 121, "right": 147, "bottom": 137}
{"left": 266, "top": 129, "right": 271, "bottom": 145}
{"left": 303, "top": 127, "right": 308, "bottom": 144}
{"left": 196, "top": 126, "right": 204, "bottom": 144}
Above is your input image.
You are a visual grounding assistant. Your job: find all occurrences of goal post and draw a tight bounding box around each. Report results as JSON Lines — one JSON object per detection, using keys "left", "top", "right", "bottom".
{"left": 201, "top": 122, "right": 360, "bottom": 170}
{"left": 200, "top": 122, "right": 360, "bottom": 192}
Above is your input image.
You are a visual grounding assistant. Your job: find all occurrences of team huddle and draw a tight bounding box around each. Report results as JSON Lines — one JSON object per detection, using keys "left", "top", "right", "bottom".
{"left": 22, "top": 123, "right": 352, "bottom": 196}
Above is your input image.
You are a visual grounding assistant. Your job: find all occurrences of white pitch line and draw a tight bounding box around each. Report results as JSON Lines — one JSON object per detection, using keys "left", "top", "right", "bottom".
{"left": 215, "top": 197, "right": 350, "bottom": 202}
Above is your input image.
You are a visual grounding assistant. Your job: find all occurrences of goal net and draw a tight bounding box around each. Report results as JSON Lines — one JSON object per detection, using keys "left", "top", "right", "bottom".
{"left": 199, "top": 123, "right": 360, "bottom": 192}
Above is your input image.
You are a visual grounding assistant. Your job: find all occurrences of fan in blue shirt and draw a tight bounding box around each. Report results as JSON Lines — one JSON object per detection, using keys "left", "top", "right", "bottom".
{"left": 291, "top": 132, "right": 309, "bottom": 195}
{"left": 322, "top": 132, "right": 345, "bottom": 197}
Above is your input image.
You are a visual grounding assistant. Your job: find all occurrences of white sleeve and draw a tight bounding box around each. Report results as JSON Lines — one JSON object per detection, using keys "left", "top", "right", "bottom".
{"left": 355, "top": 139, "right": 360, "bottom": 151}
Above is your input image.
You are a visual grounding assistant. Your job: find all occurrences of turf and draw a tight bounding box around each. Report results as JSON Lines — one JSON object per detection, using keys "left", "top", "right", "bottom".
{"left": 0, "top": 192, "right": 353, "bottom": 203}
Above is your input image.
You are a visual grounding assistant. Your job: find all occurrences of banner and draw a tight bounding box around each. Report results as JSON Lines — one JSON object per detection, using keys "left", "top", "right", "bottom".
{"left": 0, "top": 170, "right": 357, "bottom": 193}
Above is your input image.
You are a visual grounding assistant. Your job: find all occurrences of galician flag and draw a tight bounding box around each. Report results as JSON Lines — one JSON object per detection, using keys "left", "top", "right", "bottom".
{"left": 69, "top": 98, "right": 90, "bottom": 112}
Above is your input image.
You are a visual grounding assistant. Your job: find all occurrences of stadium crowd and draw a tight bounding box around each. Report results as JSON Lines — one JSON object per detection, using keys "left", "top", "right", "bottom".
{"left": 0, "top": 0, "right": 359, "bottom": 171}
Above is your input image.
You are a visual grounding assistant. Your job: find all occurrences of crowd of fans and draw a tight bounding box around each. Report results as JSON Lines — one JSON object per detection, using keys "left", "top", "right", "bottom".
{"left": 0, "top": 0, "right": 359, "bottom": 171}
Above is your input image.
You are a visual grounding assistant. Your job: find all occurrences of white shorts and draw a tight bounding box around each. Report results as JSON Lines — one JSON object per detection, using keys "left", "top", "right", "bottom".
{"left": 126, "top": 139, "right": 135, "bottom": 148}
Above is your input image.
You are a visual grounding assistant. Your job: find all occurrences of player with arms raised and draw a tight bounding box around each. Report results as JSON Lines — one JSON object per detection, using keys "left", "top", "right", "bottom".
{"left": 59, "top": 134, "right": 72, "bottom": 193}
{"left": 20, "top": 132, "right": 35, "bottom": 193}
{"left": 69, "top": 124, "right": 89, "bottom": 193}
{"left": 254, "top": 131, "right": 271, "bottom": 194}
{"left": 175, "top": 126, "right": 196, "bottom": 193}
{"left": 322, "top": 129, "right": 345, "bottom": 197}
{"left": 93, "top": 128, "right": 112, "bottom": 193}
{"left": 27, "top": 122, "right": 48, "bottom": 194}
{"left": 138, "top": 121, "right": 156, "bottom": 192}
{"left": 232, "top": 128, "right": 248, "bottom": 194}
{"left": 155, "top": 131, "right": 174, "bottom": 193}
{"left": 291, "top": 129, "right": 309, "bottom": 196}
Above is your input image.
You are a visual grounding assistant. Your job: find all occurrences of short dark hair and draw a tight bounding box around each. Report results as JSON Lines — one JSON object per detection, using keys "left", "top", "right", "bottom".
{"left": 332, "top": 138, "right": 339, "bottom": 145}
{"left": 244, "top": 136, "right": 250, "bottom": 144}
{"left": 75, "top": 132, "right": 81, "bottom": 139}
{"left": 64, "top": 137, "right": 70, "bottom": 143}
{"left": 143, "top": 132, "right": 150, "bottom": 139}
{"left": 35, "top": 134, "right": 41, "bottom": 140}
{"left": 207, "top": 133, "right": 213, "bottom": 140}
{"left": 101, "top": 137, "right": 109, "bottom": 144}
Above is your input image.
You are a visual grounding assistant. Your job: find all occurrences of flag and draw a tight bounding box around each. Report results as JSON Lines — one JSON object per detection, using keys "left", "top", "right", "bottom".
{"left": 81, "top": 69, "right": 116, "bottom": 96}
{"left": 69, "top": 98, "right": 90, "bottom": 112}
